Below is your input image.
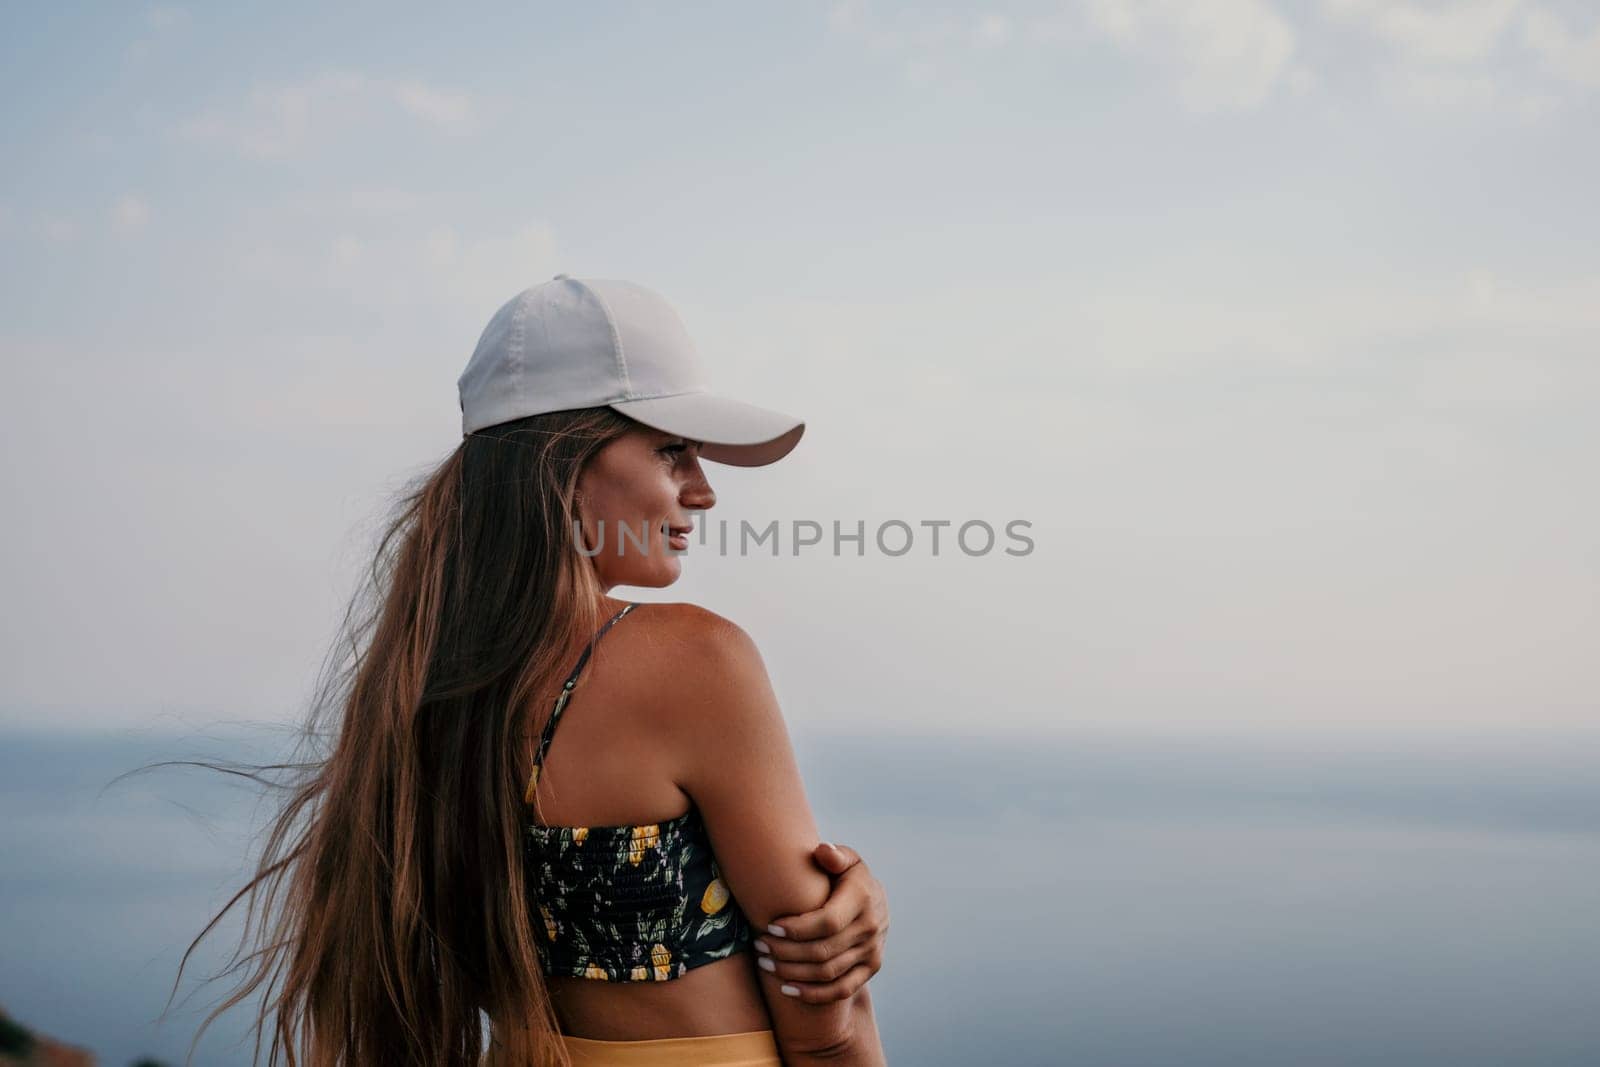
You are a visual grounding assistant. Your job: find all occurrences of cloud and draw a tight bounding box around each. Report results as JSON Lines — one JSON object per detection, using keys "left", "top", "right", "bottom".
{"left": 176, "top": 72, "right": 481, "bottom": 159}
{"left": 224, "top": 216, "right": 562, "bottom": 329}
{"left": 1320, "top": 0, "right": 1524, "bottom": 64}
{"left": 827, "top": 0, "right": 1300, "bottom": 110}
{"left": 825, "top": 2, "right": 1072, "bottom": 87}
{"left": 974, "top": 12, "right": 1013, "bottom": 47}
{"left": 390, "top": 81, "right": 475, "bottom": 130}
{"left": 145, "top": 5, "right": 187, "bottom": 29}
{"left": 1080, "top": 0, "right": 1299, "bottom": 111}
{"left": 828, "top": 0, "right": 1599, "bottom": 115}
{"left": 1319, "top": 1, "right": 1599, "bottom": 113}
{"left": 127, "top": 4, "right": 189, "bottom": 64}
{"left": 112, "top": 194, "right": 150, "bottom": 232}
{"left": 345, "top": 186, "right": 422, "bottom": 217}
{"left": 1521, "top": 6, "right": 1600, "bottom": 88}
{"left": 38, "top": 216, "right": 78, "bottom": 243}
{"left": 1383, "top": 66, "right": 1556, "bottom": 118}
{"left": 733, "top": 265, "right": 1600, "bottom": 395}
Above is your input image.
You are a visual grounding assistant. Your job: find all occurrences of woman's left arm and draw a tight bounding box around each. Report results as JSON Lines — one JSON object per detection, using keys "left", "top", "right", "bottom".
{"left": 751, "top": 842, "right": 890, "bottom": 1003}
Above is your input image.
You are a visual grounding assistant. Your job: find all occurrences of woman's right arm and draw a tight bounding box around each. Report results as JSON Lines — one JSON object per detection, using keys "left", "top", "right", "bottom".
{"left": 666, "top": 605, "right": 887, "bottom": 1065}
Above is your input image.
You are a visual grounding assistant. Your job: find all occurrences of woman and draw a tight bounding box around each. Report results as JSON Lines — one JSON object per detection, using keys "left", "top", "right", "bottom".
{"left": 190, "top": 276, "right": 889, "bottom": 1067}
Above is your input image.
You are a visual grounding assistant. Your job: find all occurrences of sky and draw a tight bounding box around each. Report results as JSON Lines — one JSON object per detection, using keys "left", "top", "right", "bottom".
{"left": 2, "top": 0, "right": 1598, "bottom": 740}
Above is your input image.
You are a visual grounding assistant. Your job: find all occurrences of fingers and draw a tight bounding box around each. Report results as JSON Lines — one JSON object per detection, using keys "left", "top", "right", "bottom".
{"left": 755, "top": 912, "right": 880, "bottom": 967}
{"left": 756, "top": 936, "right": 871, "bottom": 985}
{"left": 769, "top": 860, "right": 873, "bottom": 940}
{"left": 811, "top": 841, "right": 862, "bottom": 875}
{"left": 766, "top": 961, "right": 875, "bottom": 1005}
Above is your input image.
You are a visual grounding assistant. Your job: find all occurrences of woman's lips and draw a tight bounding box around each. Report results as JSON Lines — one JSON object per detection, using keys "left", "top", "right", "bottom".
{"left": 666, "top": 523, "right": 693, "bottom": 551}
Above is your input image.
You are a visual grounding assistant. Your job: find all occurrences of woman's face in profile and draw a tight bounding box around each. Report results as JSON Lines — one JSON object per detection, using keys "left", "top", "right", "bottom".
{"left": 576, "top": 426, "right": 715, "bottom": 589}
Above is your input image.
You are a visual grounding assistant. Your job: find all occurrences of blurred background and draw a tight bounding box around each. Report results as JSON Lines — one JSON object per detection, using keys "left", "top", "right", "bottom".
{"left": 2, "top": 2, "right": 1597, "bottom": 1064}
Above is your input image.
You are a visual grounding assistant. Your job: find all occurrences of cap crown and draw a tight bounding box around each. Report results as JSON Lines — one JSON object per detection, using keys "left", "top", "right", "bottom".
{"left": 458, "top": 276, "right": 709, "bottom": 434}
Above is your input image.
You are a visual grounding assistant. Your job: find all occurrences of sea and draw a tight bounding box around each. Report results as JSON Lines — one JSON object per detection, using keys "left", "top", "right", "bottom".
{"left": 2, "top": 724, "right": 1597, "bottom": 1066}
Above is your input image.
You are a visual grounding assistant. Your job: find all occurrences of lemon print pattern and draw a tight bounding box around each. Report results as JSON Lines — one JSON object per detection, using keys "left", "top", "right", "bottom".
{"left": 522, "top": 602, "right": 754, "bottom": 982}
{"left": 701, "top": 877, "right": 729, "bottom": 915}
{"left": 628, "top": 824, "right": 660, "bottom": 865}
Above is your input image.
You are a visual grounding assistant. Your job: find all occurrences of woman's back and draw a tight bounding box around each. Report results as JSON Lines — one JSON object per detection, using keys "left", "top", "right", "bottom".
{"left": 185, "top": 279, "right": 885, "bottom": 1067}
{"left": 525, "top": 597, "right": 839, "bottom": 1047}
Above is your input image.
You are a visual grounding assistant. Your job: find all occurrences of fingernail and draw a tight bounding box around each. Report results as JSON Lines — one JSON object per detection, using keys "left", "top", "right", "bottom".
{"left": 780, "top": 984, "right": 800, "bottom": 997}
{"left": 767, "top": 923, "right": 787, "bottom": 937}
{"left": 758, "top": 957, "right": 777, "bottom": 973}
{"left": 753, "top": 939, "right": 771, "bottom": 954}
{"left": 820, "top": 841, "right": 836, "bottom": 850}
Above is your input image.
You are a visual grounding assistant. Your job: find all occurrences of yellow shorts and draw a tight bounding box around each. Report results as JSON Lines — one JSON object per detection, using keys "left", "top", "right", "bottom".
{"left": 560, "top": 1028, "right": 781, "bottom": 1067}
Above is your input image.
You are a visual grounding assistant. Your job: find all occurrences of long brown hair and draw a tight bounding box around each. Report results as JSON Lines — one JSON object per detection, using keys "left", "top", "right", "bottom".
{"left": 182, "top": 406, "right": 637, "bottom": 1066}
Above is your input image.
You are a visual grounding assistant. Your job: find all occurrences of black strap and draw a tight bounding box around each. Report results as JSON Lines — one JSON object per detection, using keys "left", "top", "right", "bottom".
{"left": 531, "top": 602, "right": 638, "bottom": 774}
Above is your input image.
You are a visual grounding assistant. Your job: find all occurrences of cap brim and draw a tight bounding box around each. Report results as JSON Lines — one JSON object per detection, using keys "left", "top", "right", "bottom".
{"left": 608, "top": 391, "right": 805, "bottom": 467}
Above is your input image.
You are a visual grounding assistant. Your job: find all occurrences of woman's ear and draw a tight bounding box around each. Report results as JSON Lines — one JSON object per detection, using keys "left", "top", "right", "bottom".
{"left": 571, "top": 494, "right": 598, "bottom": 555}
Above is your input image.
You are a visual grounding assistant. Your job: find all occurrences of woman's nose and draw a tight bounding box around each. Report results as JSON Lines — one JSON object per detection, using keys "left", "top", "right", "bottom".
{"left": 681, "top": 464, "right": 716, "bottom": 511}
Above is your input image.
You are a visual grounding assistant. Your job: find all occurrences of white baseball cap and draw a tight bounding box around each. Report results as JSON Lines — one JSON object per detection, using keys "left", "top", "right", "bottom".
{"left": 458, "top": 275, "right": 805, "bottom": 467}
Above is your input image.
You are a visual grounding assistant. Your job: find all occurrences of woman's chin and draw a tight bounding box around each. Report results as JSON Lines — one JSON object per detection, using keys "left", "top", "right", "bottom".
{"left": 606, "top": 556, "right": 683, "bottom": 589}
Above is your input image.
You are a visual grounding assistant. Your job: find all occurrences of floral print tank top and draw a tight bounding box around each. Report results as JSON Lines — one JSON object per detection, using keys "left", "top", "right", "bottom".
{"left": 523, "top": 602, "right": 754, "bottom": 981}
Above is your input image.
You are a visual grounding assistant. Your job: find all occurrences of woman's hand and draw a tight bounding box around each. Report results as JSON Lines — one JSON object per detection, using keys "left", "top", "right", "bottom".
{"left": 752, "top": 842, "right": 889, "bottom": 1004}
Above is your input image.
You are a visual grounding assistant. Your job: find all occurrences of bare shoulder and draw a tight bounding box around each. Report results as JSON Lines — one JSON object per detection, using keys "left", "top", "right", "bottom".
{"left": 631, "top": 600, "right": 754, "bottom": 645}
{"left": 624, "top": 602, "right": 780, "bottom": 770}
{"left": 629, "top": 601, "right": 765, "bottom": 685}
